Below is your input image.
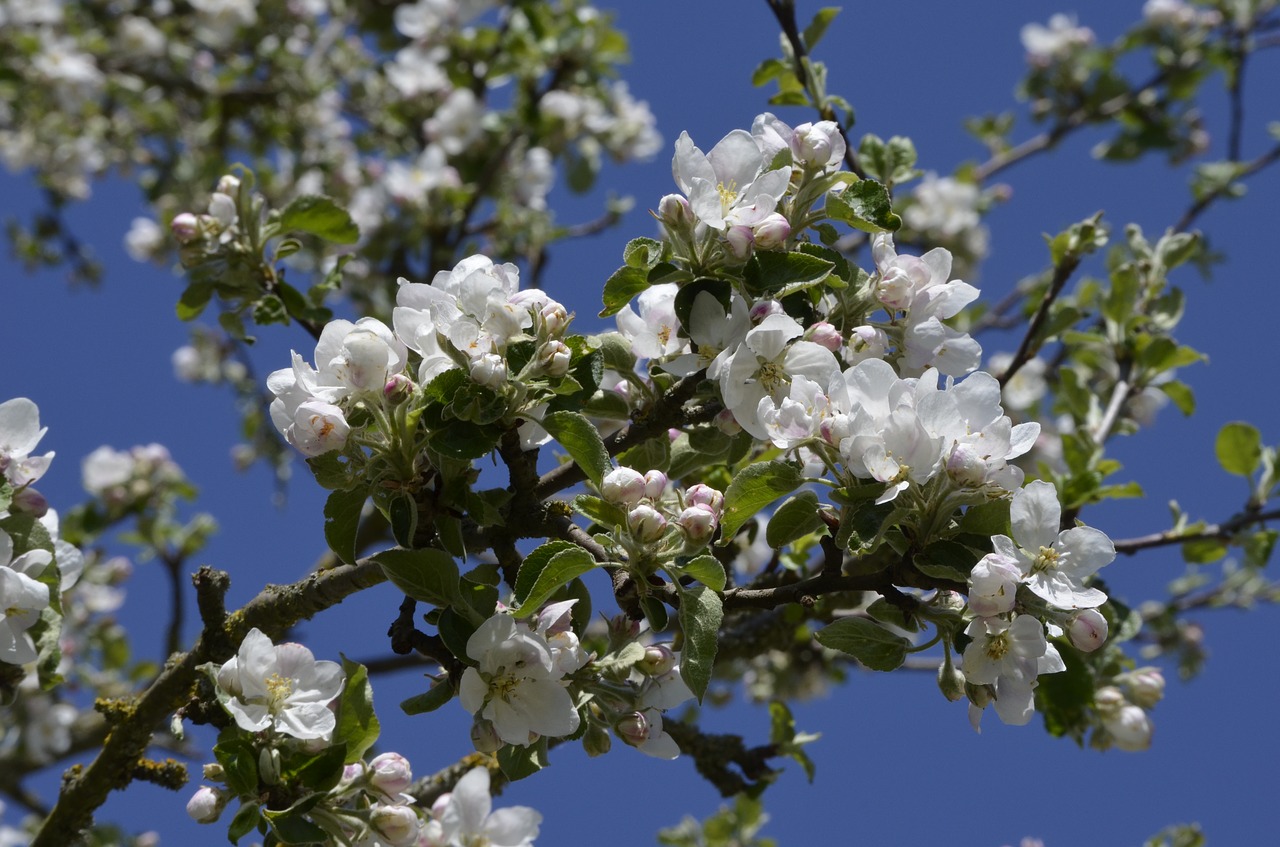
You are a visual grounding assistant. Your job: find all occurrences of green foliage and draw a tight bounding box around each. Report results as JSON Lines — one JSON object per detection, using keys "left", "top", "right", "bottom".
{"left": 322, "top": 488, "right": 365, "bottom": 566}
{"left": 512, "top": 545, "right": 597, "bottom": 619}
{"left": 814, "top": 617, "right": 910, "bottom": 672}
{"left": 541, "top": 410, "right": 612, "bottom": 487}
{"left": 372, "top": 547, "right": 461, "bottom": 609}
{"left": 1215, "top": 421, "right": 1262, "bottom": 477}
{"left": 333, "top": 658, "right": 380, "bottom": 764}
{"left": 678, "top": 585, "right": 723, "bottom": 703}
{"left": 718, "top": 460, "right": 805, "bottom": 541}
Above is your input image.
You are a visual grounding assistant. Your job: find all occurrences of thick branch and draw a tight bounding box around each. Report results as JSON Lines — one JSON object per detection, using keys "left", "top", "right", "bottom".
{"left": 32, "top": 560, "right": 387, "bottom": 847}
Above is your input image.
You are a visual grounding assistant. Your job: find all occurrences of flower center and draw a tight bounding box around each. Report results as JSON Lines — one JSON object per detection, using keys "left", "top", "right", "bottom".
{"left": 984, "top": 632, "right": 1010, "bottom": 661}
{"left": 758, "top": 360, "right": 787, "bottom": 393}
{"left": 265, "top": 673, "right": 294, "bottom": 711}
{"left": 1031, "top": 545, "right": 1059, "bottom": 575}
{"left": 717, "top": 180, "right": 740, "bottom": 215}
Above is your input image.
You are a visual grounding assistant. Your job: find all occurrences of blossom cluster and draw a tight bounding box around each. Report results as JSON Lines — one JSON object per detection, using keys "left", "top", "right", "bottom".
{"left": 268, "top": 255, "right": 572, "bottom": 458}
{"left": 961, "top": 481, "right": 1116, "bottom": 727}
{"left": 600, "top": 467, "right": 725, "bottom": 552}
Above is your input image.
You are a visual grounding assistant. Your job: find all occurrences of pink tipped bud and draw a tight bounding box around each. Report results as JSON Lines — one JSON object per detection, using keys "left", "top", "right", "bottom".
{"left": 628, "top": 504, "right": 668, "bottom": 543}
{"left": 713, "top": 408, "right": 743, "bottom": 435}
{"left": 657, "top": 194, "right": 693, "bottom": 230}
{"left": 170, "top": 212, "right": 200, "bottom": 244}
{"left": 807, "top": 321, "right": 843, "bottom": 352}
{"left": 11, "top": 486, "right": 48, "bottom": 517}
{"left": 368, "top": 752, "right": 413, "bottom": 796}
{"left": 601, "top": 467, "right": 646, "bottom": 506}
{"left": 676, "top": 504, "right": 718, "bottom": 547}
{"left": 789, "top": 121, "right": 845, "bottom": 168}
{"left": 1068, "top": 608, "right": 1109, "bottom": 653}
{"left": 685, "top": 484, "right": 724, "bottom": 515}
{"left": 725, "top": 225, "right": 754, "bottom": 260}
{"left": 186, "top": 787, "right": 226, "bottom": 824}
{"left": 540, "top": 301, "right": 570, "bottom": 337}
{"left": 638, "top": 644, "right": 678, "bottom": 676}
{"left": 615, "top": 711, "right": 652, "bottom": 746}
{"left": 383, "top": 373, "right": 414, "bottom": 404}
{"left": 752, "top": 213, "right": 791, "bottom": 250}
{"left": 749, "top": 300, "right": 784, "bottom": 323}
{"left": 643, "top": 470, "right": 668, "bottom": 500}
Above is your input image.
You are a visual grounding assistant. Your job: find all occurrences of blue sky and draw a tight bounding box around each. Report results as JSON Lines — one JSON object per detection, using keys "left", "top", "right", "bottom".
{"left": 4, "top": 1, "right": 1279, "bottom": 844}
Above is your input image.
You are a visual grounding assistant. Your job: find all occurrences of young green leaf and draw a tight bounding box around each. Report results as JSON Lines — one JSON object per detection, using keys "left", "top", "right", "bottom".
{"left": 279, "top": 194, "right": 359, "bottom": 244}
{"left": 814, "top": 617, "right": 910, "bottom": 671}
{"left": 323, "top": 487, "right": 365, "bottom": 566}
{"left": 718, "top": 460, "right": 804, "bottom": 542}
{"left": 541, "top": 411, "right": 611, "bottom": 486}
{"left": 372, "top": 547, "right": 461, "bottom": 608}
{"left": 513, "top": 547, "right": 598, "bottom": 619}
{"left": 1215, "top": 421, "right": 1262, "bottom": 476}
{"left": 333, "top": 657, "right": 379, "bottom": 763}
{"left": 678, "top": 585, "right": 723, "bottom": 702}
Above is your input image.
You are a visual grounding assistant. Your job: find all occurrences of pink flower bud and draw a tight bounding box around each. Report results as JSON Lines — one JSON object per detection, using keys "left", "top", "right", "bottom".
{"left": 628, "top": 504, "right": 668, "bottom": 543}
{"left": 615, "top": 711, "right": 652, "bottom": 746}
{"left": 368, "top": 752, "right": 413, "bottom": 796}
{"left": 370, "top": 804, "right": 420, "bottom": 846}
{"left": 1068, "top": 608, "right": 1108, "bottom": 652}
{"left": 1094, "top": 685, "right": 1125, "bottom": 713}
{"left": 186, "top": 787, "right": 226, "bottom": 824}
{"left": 749, "top": 300, "right": 784, "bottom": 323}
{"left": 676, "top": 504, "right": 718, "bottom": 547}
{"left": 752, "top": 213, "right": 791, "bottom": 250}
{"left": 540, "top": 301, "right": 570, "bottom": 337}
{"left": 383, "top": 373, "right": 414, "bottom": 403}
{"left": 789, "top": 121, "right": 845, "bottom": 168}
{"left": 10, "top": 486, "right": 48, "bottom": 517}
{"left": 601, "top": 467, "right": 646, "bottom": 506}
{"left": 714, "top": 408, "right": 743, "bottom": 435}
{"left": 657, "top": 194, "right": 693, "bottom": 230}
{"left": 946, "top": 442, "right": 988, "bottom": 487}
{"left": 643, "top": 470, "right": 668, "bottom": 500}
{"left": 685, "top": 483, "right": 724, "bottom": 515}
{"left": 807, "top": 321, "right": 843, "bottom": 352}
{"left": 170, "top": 212, "right": 200, "bottom": 244}
{"left": 725, "top": 225, "right": 754, "bottom": 260}
{"left": 638, "top": 644, "right": 678, "bottom": 676}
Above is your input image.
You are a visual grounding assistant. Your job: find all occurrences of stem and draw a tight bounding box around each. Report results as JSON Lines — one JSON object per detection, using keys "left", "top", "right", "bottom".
{"left": 998, "top": 252, "right": 1082, "bottom": 388}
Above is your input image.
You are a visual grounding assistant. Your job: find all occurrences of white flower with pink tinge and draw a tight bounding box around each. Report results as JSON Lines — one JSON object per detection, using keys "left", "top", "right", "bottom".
{"left": 214, "top": 627, "right": 345, "bottom": 741}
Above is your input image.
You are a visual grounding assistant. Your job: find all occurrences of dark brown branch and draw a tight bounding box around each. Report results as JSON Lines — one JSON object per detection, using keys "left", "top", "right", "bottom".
{"left": 1113, "top": 508, "right": 1280, "bottom": 555}
{"left": 997, "top": 252, "right": 1083, "bottom": 388}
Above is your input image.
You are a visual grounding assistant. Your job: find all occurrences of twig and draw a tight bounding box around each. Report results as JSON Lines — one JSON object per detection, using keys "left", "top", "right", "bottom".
{"left": 1113, "top": 508, "right": 1280, "bottom": 555}
{"left": 997, "top": 253, "right": 1083, "bottom": 388}
{"left": 1174, "top": 141, "right": 1280, "bottom": 232}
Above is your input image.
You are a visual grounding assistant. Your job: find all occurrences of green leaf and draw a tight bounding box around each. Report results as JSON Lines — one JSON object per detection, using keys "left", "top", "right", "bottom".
{"left": 640, "top": 595, "right": 669, "bottom": 633}
{"left": 280, "top": 741, "right": 348, "bottom": 793}
{"left": 428, "top": 421, "right": 499, "bottom": 461}
{"left": 766, "top": 491, "right": 826, "bottom": 548}
{"left": 670, "top": 554, "right": 726, "bottom": 592}
{"left": 176, "top": 282, "right": 215, "bottom": 321}
{"left": 227, "top": 801, "right": 261, "bottom": 844}
{"left": 743, "top": 250, "right": 834, "bottom": 296}
{"left": 401, "top": 680, "right": 454, "bottom": 715}
{"left": 213, "top": 729, "right": 260, "bottom": 797}
{"left": 718, "top": 460, "right": 804, "bottom": 542}
{"left": 372, "top": 547, "right": 461, "bottom": 608}
{"left": 498, "top": 736, "right": 549, "bottom": 780}
{"left": 1181, "top": 537, "right": 1227, "bottom": 564}
{"left": 678, "top": 585, "right": 722, "bottom": 703}
{"left": 334, "top": 657, "right": 379, "bottom": 763}
{"left": 623, "top": 236, "right": 664, "bottom": 270}
{"left": 279, "top": 195, "right": 359, "bottom": 244}
{"left": 814, "top": 617, "right": 910, "bottom": 671}
{"left": 769, "top": 701, "right": 818, "bottom": 782}
{"left": 570, "top": 494, "right": 627, "bottom": 529}
{"left": 514, "top": 541, "right": 578, "bottom": 602}
{"left": 265, "top": 808, "right": 328, "bottom": 845}
{"left": 599, "top": 265, "right": 650, "bottom": 317}
{"left": 323, "top": 488, "right": 365, "bottom": 565}
{"left": 1160, "top": 379, "right": 1196, "bottom": 415}
{"left": 388, "top": 494, "right": 418, "bottom": 549}
{"left": 802, "top": 7, "right": 840, "bottom": 49}
{"left": 541, "top": 411, "right": 611, "bottom": 486}
{"left": 513, "top": 547, "right": 598, "bottom": 618}
{"left": 825, "top": 180, "right": 901, "bottom": 232}
{"left": 1215, "top": 421, "right": 1262, "bottom": 476}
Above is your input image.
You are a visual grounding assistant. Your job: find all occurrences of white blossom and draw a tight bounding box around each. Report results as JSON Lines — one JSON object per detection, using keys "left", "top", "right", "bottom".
{"left": 616, "top": 283, "right": 685, "bottom": 361}
{"left": 0, "top": 398, "right": 54, "bottom": 489}
{"left": 214, "top": 627, "right": 345, "bottom": 740}
{"left": 459, "top": 613, "right": 579, "bottom": 747}
{"left": 1021, "top": 14, "right": 1095, "bottom": 65}
{"left": 672, "top": 129, "right": 791, "bottom": 230}
{"left": 430, "top": 767, "right": 541, "bottom": 847}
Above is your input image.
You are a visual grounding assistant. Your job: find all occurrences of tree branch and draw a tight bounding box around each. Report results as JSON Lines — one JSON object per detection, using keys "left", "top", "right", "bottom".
{"left": 1113, "top": 508, "right": 1280, "bottom": 555}
{"left": 997, "top": 253, "right": 1083, "bottom": 388}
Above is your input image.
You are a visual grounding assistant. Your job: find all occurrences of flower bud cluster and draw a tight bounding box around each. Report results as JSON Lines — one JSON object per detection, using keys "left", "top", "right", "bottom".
{"left": 1091, "top": 668, "right": 1163, "bottom": 752}
{"left": 601, "top": 467, "right": 724, "bottom": 553}
{"left": 961, "top": 481, "right": 1117, "bottom": 729}
{"left": 81, "top": 443, "right": 188, "bottom": 511}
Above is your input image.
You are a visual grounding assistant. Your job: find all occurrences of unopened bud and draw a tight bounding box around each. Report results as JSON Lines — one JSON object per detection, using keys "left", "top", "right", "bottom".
{"left": 601, "top": 467, "right": 646, "bottom": 506}
{"left": 725, "top": 225, "right": 754, "bottom": 261}
{"left": 946, "top": 442, "right": 988, "bottom": 487}
{"left": 615, "top": 711, "right": 652, "bottom": 746}
{"left": 752, "top": 213, "right": 791, "bottom": 250}
{"left": 383, "top": 373, "right": 414, "bottom": 404}
{"left": 258, "top": 747, "right": 281, "bottom": 786}
{"left": 471, "top": 717, "right": 502, "bottom": 753}
{"left": 789, "top": 120, "right": 845, "bottom": 168}
{"left": 638, "top": 644, "right": 678, "bottom": 676}
{"left": 749, "top": 300, "right": 784, "bottom": 323}
{"left": 1068, "top": 608, "right": 1109, "bottom": 652}
{"left": 201, "top": 763, "right": 225, "bottom": 781}
{"left": 170, "top": 212, "right": 200, "bottom": 244}
{"left": 370, "top": 804, "right": 420, "bottom": 846}
{"left": 806, "top": 321, "right": 843, "bottom": 352}
{"left": 540, "top": 301, "right": 570, "bottom": 337}
{"left": 186, "top": 787, "right": 226, "bottom": 824}
{"left": 208, "top": 193, "right": 237, "bottom": 229}
{"left": 657, "top": 194, "right": 693, "bottom": 231}
{"left": 468, "top": 353, "right": 507, "bottom": 389}
{"left": 965, "top": 682, "right": 993, "bottom": 710}
{"left": 685, "top": 483, "right": 724, "bottom": 515}
{"left": 713, "top": 408, "right": 743, "bottom": 435}
{"left": 215, "top": 174, "right": 241, "bottom": 196}
{"left": 583, "top": 721, "right": 613, "bottom": 757}
{"left": 1124, "top": 667, "right": 1165, "bottom": 708}
{"left": 642, "top": 470, "right": 668, "bottom": 500}
{"left": 937, "top": 658, "right": 967, "bottom": 702}
{"left": 368, "top": 752, "right": 413, "bottom": 796}
{"left": 537, "top": 340, "right": 572, "bottom": 377}
{"left": 10, "top": 486, "right": 48, "bottom": 517}
{"left": 1104, "top": 704, "right": 1153, "bottom": 752}
{"left": 676, "top": 504, "right": 718, "bottom": 547}
{"left": 1094, "top": 685, "right": 1125, "bottom": 714}
{"left": 628, "top": 504, "right": 668, "bottom": 543}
